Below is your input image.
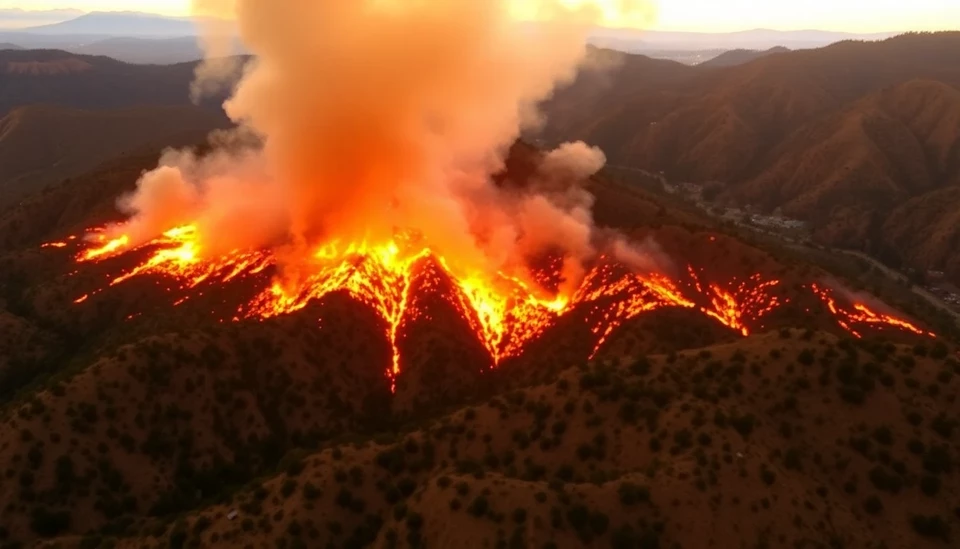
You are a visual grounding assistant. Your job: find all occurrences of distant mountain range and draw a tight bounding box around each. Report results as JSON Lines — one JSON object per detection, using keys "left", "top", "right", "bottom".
{"left": 21, "top": 10, "right": 197, "bottom": 37}
{"left": 0, "top": 12, "right": 242, "bottom": 64}
{"left": 0, "top": 11, "right": 906, "bottom": 64}
{"left": 69, "top": 36, "right": 206, "bottom": 65}
{"left": 0, "top": 8, "right": 82, "bottom": 30}
{"left": 589, "top": 28, "right": 900, "bottom": 52}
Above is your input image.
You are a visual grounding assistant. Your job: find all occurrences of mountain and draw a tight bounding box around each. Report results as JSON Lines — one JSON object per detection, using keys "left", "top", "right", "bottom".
{"left": 734, "top": 79, "right": 960, "bottom": 245}
{"left": 22, "top": 11, "right": 197, "bottom": 37}
{"left": 699, "top": 46, "right": 790, "bottom": 67}
{"left": 540, "top": 32, "right": 960, "bottom": 284}
{"left": 0, "top": 8, "right": 83, "bottom": 30}
{"left": 0, "top": 49, "right": 232, "bottom": 117}
{"left": 588, "top": 28, "right": 897, "bottom": 52}
{"left": 69, "top": 36, "right": 206, "bottom": 65}
{"left": 0, "top": 31, "right": 114, "bottom": 49}
{"left": 0, "top": 30, "right": 956, "bottom": 548}
{"left": 0, "top": 141, "right": 955, "bottom": 547}
{"left": 537, "top": 46, "right": 700, "bottom": 142}
{"left": 0, "top": 105, "right": 231, "bottom": 201}
{"left": 0, "top": 42, "right": 21, "bottom": 50}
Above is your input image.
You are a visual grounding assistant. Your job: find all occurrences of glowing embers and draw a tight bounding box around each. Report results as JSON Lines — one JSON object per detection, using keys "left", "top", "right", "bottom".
{"left": 242, "top": 239, "right": 570, "bottom": 371}
{"left": 78, "top": 225, "right": 273, "bottom": 290}
{"left": 52, "top": 224, "right": 939, "bottom": 388}
{"left": 577, "top": 262, "right": 694, "bottom": 357}
{"left": 452, "top": 267, "right": 569, "bottom": 364}
{"left": 243, "top": 239, "right": 431, "bottom": 384}
{"left": 689, "top": 268, "right": 783, "bottom": 336}
{"left": 811, "top": 283, "right": 936, "bottom": 339}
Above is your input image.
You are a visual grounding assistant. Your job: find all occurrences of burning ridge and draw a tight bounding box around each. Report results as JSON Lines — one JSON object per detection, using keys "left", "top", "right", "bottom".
{"left": 43, "top": 228, "right": 938, "bottom": 385}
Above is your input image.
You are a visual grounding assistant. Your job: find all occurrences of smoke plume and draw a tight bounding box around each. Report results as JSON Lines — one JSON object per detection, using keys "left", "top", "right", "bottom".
{"left": 107, "top": 0, "right": 657, "bottom": 295}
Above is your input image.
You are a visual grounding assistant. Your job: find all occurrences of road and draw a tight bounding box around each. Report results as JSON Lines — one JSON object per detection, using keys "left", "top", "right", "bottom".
{"left": 604, "top": 163, "right": 960, "bottom": 326}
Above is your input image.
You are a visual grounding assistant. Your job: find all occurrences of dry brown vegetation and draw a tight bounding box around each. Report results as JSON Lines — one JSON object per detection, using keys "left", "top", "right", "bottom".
{"left": 0, "top": 38, "right": 958, "bottom": 546}
{"left": 541, "top": 32, "right": 960, "bottom": 283}
{"left": 0, "top": 141, "right": 956, "bottom": 549}
{"left": 0, "top": 105, "right": 229, "bottom": 200}
{"left": 10, "top": 331, "right": 958, "bottom": 549}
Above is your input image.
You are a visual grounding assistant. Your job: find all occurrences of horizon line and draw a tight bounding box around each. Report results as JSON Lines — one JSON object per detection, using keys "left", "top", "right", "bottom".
{"left": 2, "top": 8, "right": 957, "bottom": 35}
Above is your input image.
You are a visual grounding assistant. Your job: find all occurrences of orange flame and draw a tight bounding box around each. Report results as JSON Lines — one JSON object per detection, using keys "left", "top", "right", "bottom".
{"left": 50, "top": 225, "right": 935, "bottom": 387}
{"left": 691, "top": 269, "right": 783, "bottom": 337}
{"left": 811, "top": 283, "right": 936, "bottom": 339}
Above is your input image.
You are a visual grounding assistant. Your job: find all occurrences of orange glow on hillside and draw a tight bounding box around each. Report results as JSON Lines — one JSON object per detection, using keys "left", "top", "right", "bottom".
{"left": 43, "top": 229, "right": 940, "bottom": 387}
{"left": 811, "top": 283, "right": 936, "bottom": 339}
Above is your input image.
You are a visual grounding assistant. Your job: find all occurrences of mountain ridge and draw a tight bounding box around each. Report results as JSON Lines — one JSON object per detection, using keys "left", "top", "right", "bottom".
{"left": 541, "top": 31, "right": 960, "bottom": 283}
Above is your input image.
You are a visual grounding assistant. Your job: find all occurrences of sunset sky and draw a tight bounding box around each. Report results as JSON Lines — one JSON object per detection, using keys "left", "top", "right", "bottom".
{"left": 1, "top": 0, "right": 959, "bottom": 33}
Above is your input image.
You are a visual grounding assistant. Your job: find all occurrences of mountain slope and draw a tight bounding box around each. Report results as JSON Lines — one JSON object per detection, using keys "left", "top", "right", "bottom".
{"left": 0, "top": 49, "right": 231, "bottom": 117}
{"left": 540, "top": 32, "right": 960, "bottom": 283}
{"left": 883, "top": 187, "right": 960, "bottom": 277}
{"left": 537, "top": 47, "right": 699, "bottom": 143}
{"left": 0, "top": 105, "right": 231, "bottom": 200}
{"left": 0, "top": 136, "right": 954, "bottom": 547}
{"left": 732, "top": 79, "right": 960, "bottom": 270}
{"left": 700, "top": 46, "right": 790, "bottom": 68}
{"left": 69, "top": 36, "right": 206, "bottom": 64}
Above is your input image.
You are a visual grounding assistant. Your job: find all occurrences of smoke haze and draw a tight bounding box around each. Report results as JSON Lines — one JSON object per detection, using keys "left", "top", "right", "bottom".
{"left": 106, "top": 0, "right": 657, "bottom": 295}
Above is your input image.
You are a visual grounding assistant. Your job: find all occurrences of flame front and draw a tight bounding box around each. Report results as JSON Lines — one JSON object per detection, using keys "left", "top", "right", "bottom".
{"left": 47, "top": 228, "right": 938, "bottom": 388}
{"left": 690, "top": 268, "right": 784, "bottom": 337}
{"left": 811, "top": 283, "right": 936, "bottom": 339}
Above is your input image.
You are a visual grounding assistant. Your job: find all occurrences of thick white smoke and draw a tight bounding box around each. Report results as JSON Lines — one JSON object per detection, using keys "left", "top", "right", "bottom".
{"left": 107, "top": 0, "right": 658, "bottom": 293}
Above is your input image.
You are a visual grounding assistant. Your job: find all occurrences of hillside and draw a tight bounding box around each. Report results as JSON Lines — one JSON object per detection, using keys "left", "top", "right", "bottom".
{"left": 699, "top": 46, "right": 790, "bottom": 68}
{"left": 537, "top": 47, "right": 699, "bottom": 142}
{"left": 106, "top": 332, "right": 960, "bottom": 549}
{"left": 68, "top": 37, "right": 206, "bottom": 65}
{"left": 0, "top": 31, "right": 957, "bottom": 547}
{"left": 0, "top": 49, "right": 230, "bottom": 117}
{"left": 733, "top": 80, "right": 960, "bottom": 252}
{"left": 0, "top": 138, "right": 955, "bottom": 547}
{"left": 0, "top": 105, "right": 231, "bottom": 200}
{"left": 540, "top": 32, "right": 960, "bottom": 283}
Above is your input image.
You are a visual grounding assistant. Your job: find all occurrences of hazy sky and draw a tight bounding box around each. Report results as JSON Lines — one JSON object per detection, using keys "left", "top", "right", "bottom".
{"left": 1, "top": 0, "right": 959, "bottom": 33}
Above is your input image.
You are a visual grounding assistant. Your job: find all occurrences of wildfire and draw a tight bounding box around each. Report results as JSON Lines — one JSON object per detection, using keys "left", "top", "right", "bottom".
{"left": 44, "top": 227, "right": 937, "bottom": 386}
{"left": 811, "top": 283, "right": 936, "bottom": 339}
{"left": 576, "top": 263, "right": 694, "bottom": 357}
{"left": 80, "top": 226, "right": 273, "bottom": 289}
{"left": 690, "top": 268, "right": 784, "bottom": 336}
